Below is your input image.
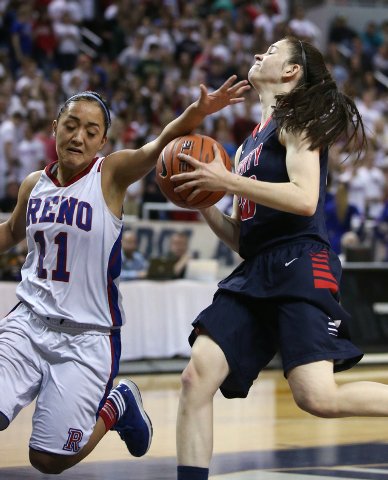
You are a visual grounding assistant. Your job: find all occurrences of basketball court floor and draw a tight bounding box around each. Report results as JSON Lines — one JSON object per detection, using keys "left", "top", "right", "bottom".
{"left": 2, "top": 366, "right": 388, "bottom": 479}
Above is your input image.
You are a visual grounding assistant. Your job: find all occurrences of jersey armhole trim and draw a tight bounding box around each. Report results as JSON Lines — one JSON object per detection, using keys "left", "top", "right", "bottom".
{"left": 97, "top": 158, "right": 105, "bottom": 172}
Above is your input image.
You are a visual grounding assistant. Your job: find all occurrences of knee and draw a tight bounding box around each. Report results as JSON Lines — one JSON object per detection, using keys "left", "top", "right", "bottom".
{"left": 29, "top": 450, "right": 68, "bottom": 475}
{"left": 293, "top": 390, "right": 339, "bottom": 418}
{"left": 180, "top": 356, "right": 220, "bottom": 400}
{"left": 181, "top": 361, "right": 201, "bottom": 394}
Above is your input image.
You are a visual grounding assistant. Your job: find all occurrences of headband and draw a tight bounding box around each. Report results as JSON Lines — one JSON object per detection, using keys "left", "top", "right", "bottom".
{"left": 67, "top": 93, "right": 110, "bottom": 125}
{"left": 298, "top": 39, "right": 308, "bottom": 84}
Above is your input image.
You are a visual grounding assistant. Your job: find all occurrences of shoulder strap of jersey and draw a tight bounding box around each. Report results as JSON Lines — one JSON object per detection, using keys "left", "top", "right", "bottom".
{"left": 97, "top": 157, "right": 105, "bottom": 173}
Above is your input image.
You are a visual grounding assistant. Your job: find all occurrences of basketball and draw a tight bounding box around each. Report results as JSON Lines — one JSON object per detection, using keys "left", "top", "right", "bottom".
{"left": 156, "top": 134, "right": 232, "bottom": 209}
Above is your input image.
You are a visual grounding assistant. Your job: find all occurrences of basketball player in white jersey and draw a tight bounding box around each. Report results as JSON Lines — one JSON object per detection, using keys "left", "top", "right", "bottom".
{"left": 0, "top": 78, "right": 249, "bottom": 474}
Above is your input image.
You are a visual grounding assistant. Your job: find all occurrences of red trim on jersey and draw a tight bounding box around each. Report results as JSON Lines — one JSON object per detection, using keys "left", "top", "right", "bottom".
{"left": 252, "top": 123, "right": 261, "bottom": 139}
{"left": 45, "top": 157, "right": 99, "bottom": 187}
{"left": 252, "top": 116, "right": 272, "bottom": 139}
{"left": 97, "top": 158, "right": 105, "bottom": 172}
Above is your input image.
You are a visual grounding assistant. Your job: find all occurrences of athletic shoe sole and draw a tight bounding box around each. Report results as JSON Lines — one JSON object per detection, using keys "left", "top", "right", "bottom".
{"left": 119, "top": 379, "right": 153, "bottom": 455}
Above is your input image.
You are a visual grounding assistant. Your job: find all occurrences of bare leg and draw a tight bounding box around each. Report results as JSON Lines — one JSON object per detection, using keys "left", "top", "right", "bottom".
{"left": 176, "top": 332, "right": 230, "bottom": 467}
{"left": 30, "top": 416, "right": 107, "bottom": 474}
{"left": 288, "top": 360, "right": 388, "bottom": 418}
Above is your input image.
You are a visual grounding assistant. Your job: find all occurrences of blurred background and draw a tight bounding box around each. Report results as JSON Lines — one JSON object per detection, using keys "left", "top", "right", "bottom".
{"left": 1, "top": 0, "right": 388, "bottom": 371}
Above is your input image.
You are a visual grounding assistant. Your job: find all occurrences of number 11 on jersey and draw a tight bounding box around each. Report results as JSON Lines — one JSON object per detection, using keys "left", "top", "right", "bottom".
{"left": 34, "top": 231, "right": 70, "bottom": 282}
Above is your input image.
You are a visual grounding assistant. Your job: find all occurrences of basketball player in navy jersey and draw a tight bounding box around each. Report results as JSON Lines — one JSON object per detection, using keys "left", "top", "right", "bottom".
{"left": 171, "top": 37, "right": 388, "bottom": 480}
{"left": 0, "top": 77, "right": 249, "bottom": 474}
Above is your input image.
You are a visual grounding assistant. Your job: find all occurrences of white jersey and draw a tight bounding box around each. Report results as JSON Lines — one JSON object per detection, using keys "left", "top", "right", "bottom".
{"left": 16, "top": 157, "right": 126, "bottom": 328}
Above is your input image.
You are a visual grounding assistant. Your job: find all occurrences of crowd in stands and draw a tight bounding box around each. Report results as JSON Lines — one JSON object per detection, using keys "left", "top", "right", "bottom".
{"left": 2, "top": 0, "right": 388, "bottom": 274}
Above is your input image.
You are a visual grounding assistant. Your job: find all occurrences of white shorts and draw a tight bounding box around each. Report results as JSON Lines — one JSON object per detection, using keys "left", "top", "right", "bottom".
{"left": 0, "top": 302, "right": 121, "bottom": 455}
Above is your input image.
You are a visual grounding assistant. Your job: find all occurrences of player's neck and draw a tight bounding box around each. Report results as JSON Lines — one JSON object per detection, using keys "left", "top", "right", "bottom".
{"left": 55, "top": 162, "right": 90, "bottom": 186}
{"left": 260, "top": 104, "right": 274, "bottom": 131}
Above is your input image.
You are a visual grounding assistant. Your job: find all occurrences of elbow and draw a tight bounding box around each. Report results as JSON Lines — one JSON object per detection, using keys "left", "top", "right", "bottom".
{"left": 298, "top": 199, "right": 317, "bottom": 217}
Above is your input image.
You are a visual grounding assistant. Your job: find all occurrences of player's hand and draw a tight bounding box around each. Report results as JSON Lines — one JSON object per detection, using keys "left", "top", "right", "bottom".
{"left": 195, "top": 76, "right": 250, "bottom": 116}
{"left": 170, "top": 144, "right": 232, "bottom": 201}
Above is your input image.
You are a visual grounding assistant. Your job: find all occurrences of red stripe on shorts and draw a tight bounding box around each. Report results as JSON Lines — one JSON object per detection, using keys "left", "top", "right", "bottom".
{"left": 314, "top": 278, "right": 338, "bottom": 294}
{"left": 313, "top": 270, "right": 337, "bottom": 283}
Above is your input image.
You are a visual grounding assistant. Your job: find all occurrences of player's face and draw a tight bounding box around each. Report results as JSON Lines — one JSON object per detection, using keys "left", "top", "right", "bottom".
{"left": 248, "top": 39, "right": 295, "bottom": 88}
{"left": 53, "top": 101, "right": 107, "bottom": 171}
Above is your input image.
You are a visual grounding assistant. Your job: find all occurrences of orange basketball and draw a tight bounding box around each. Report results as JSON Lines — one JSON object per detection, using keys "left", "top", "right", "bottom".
{"left": 156, "top": 134, "right": 232, "bottom": 209}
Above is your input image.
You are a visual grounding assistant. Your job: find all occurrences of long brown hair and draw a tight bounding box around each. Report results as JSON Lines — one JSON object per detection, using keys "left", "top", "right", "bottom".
{"left": 272, "top": 36, "right": 366, "bottom": 157}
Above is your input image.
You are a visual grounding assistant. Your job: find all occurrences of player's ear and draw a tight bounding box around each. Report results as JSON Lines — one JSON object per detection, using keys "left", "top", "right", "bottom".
{"left": 99, "top": 135, "right": 108, "bottom": 150}
{"left": 53, "top": 120, "right": 57, "bottom": 137}
{"left": 282, "top": 63, "right": 300, "bottom": 81}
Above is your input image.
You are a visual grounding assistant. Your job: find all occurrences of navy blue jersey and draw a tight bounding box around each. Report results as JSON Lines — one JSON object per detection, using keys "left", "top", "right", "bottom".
{"left": 237, "top": 117, "right": 330, "bottom": 258}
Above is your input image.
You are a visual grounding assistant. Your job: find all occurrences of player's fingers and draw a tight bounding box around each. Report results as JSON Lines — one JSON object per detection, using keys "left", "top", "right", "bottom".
{"left": 173, "top": 180, "right": 198, "bottom": 192}
{"left": 227, "top": 80, "right": 248, "bottom": 93}
{"left": 219, "top": 75, "right": 237, "bottom": 90}
{"left": 170, "top": 172, "right": 195, "bottom": 182}
{"left": 212, "top": 143, "right": 222, "bottom": 158}
{"left": 199, "top": 84, "right": 207, "bottom": 97}
{"left": 229, "top": 98, "right": 246, "bottom": 104}
{"left": 187, "top": 189, "right": 201, "bottom": 201}
{"left": 234, "top": 85, "right": 251, "bottom": 96}
{"left": 177, "top": 153, "right": 201, "bottom": 165}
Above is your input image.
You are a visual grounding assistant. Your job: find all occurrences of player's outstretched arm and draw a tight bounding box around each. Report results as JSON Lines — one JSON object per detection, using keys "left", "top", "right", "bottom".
{"left": 0, "top": 172, "right": 41, "bottom": 253}
{"left": 198, "top": 145, "right": 243, "bottom": 253}
{"left": 173, "top": 129, "right": 320, "bottom": 216}
{"left": 103, "top": 76, "right": 250, "bottom": 191}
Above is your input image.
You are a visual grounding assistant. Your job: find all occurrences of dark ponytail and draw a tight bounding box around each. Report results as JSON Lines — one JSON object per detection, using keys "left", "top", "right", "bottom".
{"left": 272, "top": 36, "right": 366, "bottom": 158}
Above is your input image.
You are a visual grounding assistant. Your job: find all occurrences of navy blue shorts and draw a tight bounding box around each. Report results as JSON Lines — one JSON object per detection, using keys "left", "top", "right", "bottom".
{"left": 189, "top": 241, "right": 363, "bottom": 399}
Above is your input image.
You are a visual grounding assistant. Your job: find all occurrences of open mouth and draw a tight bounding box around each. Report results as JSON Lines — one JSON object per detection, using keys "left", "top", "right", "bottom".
{"left": 67, "top": 147, "right": 83, "bottom": 154}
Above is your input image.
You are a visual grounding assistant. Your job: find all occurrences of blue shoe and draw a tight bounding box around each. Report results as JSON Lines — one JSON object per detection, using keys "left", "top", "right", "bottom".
{"left": 109, "top": 379, "right": 153, "bottom": 457}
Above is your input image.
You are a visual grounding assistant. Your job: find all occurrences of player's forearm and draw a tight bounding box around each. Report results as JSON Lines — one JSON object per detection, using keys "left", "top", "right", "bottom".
{"left": 124, "top": 104, "right": 206, "bottom": 184}
{"left": 226, "top": 174, "right": 317, "bottom": 216}
{"left": 169, "top": 102, "right": 205, "bottom": 136}
{"left": 200, "top": 206, "right": 241, "bottom": 253}
{"left": 156, "top": 103, "right": 206, "bottom": 150}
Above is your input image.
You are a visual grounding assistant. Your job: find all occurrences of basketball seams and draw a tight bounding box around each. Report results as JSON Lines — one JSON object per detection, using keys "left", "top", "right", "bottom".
{"left": 170, "top": 137, "right": 184, "bottom": 203}
{"left": 184, "top": 135, "right": 204, "bottom": 206}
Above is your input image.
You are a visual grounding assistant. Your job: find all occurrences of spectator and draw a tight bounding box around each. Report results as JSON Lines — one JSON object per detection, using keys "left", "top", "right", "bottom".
{"left": 324, "top": 181, "right": 360, "bottom": 255}
{"left": 120, "top": 230, "right": 148, "bottom": 281}
{"left": 48, "top": 0, "right": 83, "bottom": 23}
{"left": 345, "top": 148, "right": 386, "bottom": 219}
{"left": 135, "top": 43, "right": 164, "bottom": 87}
{"left": 33, "top": 7, "right": 58, "bottom": 75}
{"left": 10, "top": 3, "right": 34, "bottom": 71}
{"left": 53, "top": 12, "right": 81, "bottom": 71}
{"left": 253, "top": 1, "right": 284, "bottom": 43}
{"left": 329, "top": 15, "right": 357, "bottom": 48}
{"left": 0, "top": 111, "right": 24, "bottom": 198}
{"left": 362, "top": 22, "right": 383, "bottom": 56}
{"left": 355, "top": 89, "right": 382, "bottom": 138}
{"left": 166, "top": 231, "right": 192, "bottom": 279}
{"left": 17, "top": 121, "right": 45, "bottom": 183}
{"left": 288, "top": 7, "right": 321, "bottom": 47}
{"left": 36, "top": 117, "right": 58, "bottom": 164}
{"left": 373, "top": 43, "right": 388, "bottom": 76}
